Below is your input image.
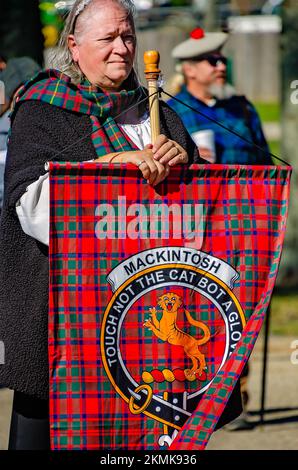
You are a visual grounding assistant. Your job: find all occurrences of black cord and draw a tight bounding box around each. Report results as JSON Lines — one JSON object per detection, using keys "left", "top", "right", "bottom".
{"left": 47, "top": 86, "right": 289, "bottom": 167}
{"left": 160, "top": 88, "right": 290, "bottom": 167}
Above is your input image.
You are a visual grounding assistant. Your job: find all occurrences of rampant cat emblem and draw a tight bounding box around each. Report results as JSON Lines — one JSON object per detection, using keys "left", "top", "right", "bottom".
{"left": 144, "top": 292, "right": 210, "bottom": 379}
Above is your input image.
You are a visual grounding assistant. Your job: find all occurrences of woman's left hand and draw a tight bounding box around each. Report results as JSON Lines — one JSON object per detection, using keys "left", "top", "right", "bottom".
{"left": 151, "top": 134, "right": 188, "bottom": 167}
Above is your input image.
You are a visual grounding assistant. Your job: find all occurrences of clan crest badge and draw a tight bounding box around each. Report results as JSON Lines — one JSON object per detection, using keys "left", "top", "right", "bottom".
{"left": 101, "top": 246, "right": 245, "bottom": 447}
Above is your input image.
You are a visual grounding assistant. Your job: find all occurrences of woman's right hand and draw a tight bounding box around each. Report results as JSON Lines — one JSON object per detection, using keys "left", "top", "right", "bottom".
{"left": 117, "top": 148, "right": 169, "bottom": 186}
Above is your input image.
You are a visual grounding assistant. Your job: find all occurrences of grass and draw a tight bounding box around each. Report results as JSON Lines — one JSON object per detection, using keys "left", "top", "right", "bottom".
{"left": 254, "top": 102, "right": 280, "bottom": 123}
{"left": 270, "top": 293, "right": 298, "bottom": 336}
{"left": 268, "top": 140, "right": 281, "bottom": 163}
{"left": 253, "top": 102, "right": 283, "bottom": 162}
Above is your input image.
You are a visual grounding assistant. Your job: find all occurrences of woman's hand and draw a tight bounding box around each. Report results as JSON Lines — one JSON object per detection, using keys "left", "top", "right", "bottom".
{"left": 94, "top": 149, "right": 168, "bottom": 186}
{"left": 151, "top": 134, "right": 188, "bottom": 167}
{"left": 93, "top": 135, "right": 187, "bottom": 186}
{"left": 124, "top": 148, "right": 169, "bottom": 186}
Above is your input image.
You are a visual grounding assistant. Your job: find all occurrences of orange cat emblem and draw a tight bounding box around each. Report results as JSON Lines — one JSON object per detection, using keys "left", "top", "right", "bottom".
{"left": 143, "top": 292, "right": 210, "bottom": 379}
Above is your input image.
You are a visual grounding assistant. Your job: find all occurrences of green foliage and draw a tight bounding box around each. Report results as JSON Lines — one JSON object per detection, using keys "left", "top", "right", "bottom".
{"left": 254, "top": 102, "right": 280, "bottom": 123}
{"left": 269, "top": 140, "right": 281, "bottom": 163}
{"left": 270, "top": 294, "right": 298, "bottom": 336}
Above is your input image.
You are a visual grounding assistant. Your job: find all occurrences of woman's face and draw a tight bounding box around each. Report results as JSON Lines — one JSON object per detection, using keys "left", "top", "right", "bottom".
{"left": 68, "top": 1, "right": 136, "bottom": 90}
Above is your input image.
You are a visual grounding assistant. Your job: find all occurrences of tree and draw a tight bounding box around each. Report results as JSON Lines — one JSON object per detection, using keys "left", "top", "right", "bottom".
{"left": 0, "top": 0, "right": 44, "bottom": 65}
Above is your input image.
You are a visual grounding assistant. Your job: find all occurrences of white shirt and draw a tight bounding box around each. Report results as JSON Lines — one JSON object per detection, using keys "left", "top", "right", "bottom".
{"left": 116, "top": 108, "right": 151, "bottom": 149}
{"left": 16, "top": 112, "right": 151, "bottom": 246}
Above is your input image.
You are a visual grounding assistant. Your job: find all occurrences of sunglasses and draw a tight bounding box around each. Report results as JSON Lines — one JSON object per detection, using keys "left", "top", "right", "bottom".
{"left": 199, "top": 55, "right": 228, "bottom": 67}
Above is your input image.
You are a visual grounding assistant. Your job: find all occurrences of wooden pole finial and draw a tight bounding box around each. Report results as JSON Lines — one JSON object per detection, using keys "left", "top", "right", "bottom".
{"left": 144, "top": 50, "right": 161, "bottom": 77}
{"left": 144, "top": 50, "right": 161, "bottom": 143}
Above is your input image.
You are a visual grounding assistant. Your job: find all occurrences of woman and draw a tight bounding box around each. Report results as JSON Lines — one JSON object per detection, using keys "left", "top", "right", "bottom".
{"left": 0, "top": 0, "right": 202, "bottom": 450}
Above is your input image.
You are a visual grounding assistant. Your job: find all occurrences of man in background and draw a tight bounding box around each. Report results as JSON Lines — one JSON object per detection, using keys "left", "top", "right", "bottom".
{"left": 167, "top": 28, "right": 272, "bottom": 166}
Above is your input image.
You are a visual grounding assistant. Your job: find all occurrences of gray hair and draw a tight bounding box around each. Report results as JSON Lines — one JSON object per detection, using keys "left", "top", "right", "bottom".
{"left": 53, "top": 0, "right": 136, "bottom": 84}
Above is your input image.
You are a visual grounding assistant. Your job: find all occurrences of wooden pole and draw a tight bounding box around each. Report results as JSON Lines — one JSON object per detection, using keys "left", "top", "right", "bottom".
{"left": 144, "top": 50, "right": 161, "bottom": 143}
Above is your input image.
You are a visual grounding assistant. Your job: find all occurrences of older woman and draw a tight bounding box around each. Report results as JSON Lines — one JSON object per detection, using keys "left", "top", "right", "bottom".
{"left": 0, "top": 0, "right": 202, "bottom": 450}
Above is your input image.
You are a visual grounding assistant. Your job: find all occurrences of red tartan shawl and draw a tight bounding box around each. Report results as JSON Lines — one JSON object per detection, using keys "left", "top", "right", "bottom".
{"left": 12, "top": 69, "right": 144, "bottom": 156}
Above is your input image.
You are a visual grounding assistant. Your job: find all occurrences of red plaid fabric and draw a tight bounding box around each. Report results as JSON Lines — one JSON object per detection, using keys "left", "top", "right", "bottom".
{"left": 12, "top": 69, "right": 142, "bottom": 158}
{"left": 49, "top": 163, "right": 291, "bottom": 450}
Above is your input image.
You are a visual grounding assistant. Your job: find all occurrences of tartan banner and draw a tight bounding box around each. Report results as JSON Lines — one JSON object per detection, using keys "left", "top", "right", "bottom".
{"left": 48, "top": 163, "right": 291, "bottom": 450}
